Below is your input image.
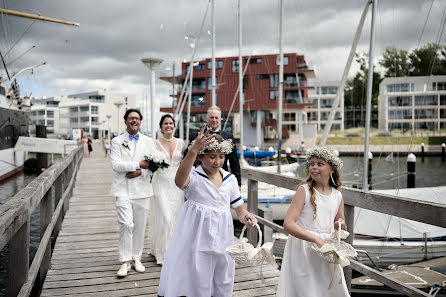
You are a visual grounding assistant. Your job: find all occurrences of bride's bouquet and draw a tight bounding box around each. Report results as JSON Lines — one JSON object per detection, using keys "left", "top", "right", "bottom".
{"left": 144, "top": 151, "right": 169, "bottom": 182}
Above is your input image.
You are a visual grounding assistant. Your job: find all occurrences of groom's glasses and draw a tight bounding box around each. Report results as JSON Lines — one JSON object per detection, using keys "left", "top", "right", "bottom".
{"left": 128, "top": 117, "right": 141, "bottom": 121}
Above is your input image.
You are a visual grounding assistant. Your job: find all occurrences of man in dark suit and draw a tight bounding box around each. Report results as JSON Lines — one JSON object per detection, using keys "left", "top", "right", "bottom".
{"left": 185, "top": 106, "right": 241, "bottom": 186}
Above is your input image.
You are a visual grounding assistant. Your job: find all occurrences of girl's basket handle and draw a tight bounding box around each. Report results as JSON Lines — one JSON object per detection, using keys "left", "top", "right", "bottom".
{"left": 239, "top": 224, "right": 262, "bottom": 248}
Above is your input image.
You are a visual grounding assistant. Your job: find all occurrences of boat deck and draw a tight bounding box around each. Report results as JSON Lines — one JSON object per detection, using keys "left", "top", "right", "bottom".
{"left": 40, "top": 141, "right": 280, "bottom": 296}
{"left": 352, "top": 256, "right": 446, "bottom": 293}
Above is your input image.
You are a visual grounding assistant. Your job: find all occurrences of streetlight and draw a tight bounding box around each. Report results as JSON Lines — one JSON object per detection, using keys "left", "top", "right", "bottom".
{"left": 106, "top": 114, "right": 112, "bottom": 143}
{"left": 114, "top": 102, "right": 123, "bottom": 134}
{"left": 141, "top": 57, "right": 163, "bottom": 139}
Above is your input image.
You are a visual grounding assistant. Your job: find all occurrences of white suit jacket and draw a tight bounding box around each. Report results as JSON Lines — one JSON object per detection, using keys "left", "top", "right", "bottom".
{"left": 110, "top": 131, "right": 155, "bottom": 199}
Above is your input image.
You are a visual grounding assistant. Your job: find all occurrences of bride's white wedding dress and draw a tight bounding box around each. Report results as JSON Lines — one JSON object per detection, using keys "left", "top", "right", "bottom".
{"left": 147, "top": 138, "right": 186, "bottom": 265}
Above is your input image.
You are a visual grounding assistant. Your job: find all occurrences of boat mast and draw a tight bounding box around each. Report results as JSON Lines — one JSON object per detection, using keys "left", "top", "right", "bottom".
{"left": 211, "top": 0, "right": 217, "bottom": 106}
{"left": 238, "top": 0, "right": 244, "bottom": 163}
{"left": 362, "top": 0, "right": 376, "bottom": 190}
{"left": 0, "top": 8, "right": 79, "bottom": 26}
{"left": 277, "top": 0, "right": 284, "bottom": 174}
{"left": 319, "top": 0, "right": 372, "bottom": 146}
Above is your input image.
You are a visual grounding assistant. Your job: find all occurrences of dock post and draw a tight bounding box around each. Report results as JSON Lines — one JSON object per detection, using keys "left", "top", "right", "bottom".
{"left": 407, "top": 153, "right": 416, "bottom": 188}
{"left": 442, "top": 143, "right": 445, "bottom": 162}
{"left": 343, "top": 204, "right": 354, "bottom": 292}
{"left": 421, "top": 143, "right": 425, "bottom": 162}
{"left": 247, "top": 179, "right": 259, "bottom": 245}
{"left": 8, "top": 218, "right": 29, "bottom": 297}
{"left": 258, "top": 205, "right": 273, "bottom": 243}
{"left": 368, "top": 152, "right": 373, "bottom": 190}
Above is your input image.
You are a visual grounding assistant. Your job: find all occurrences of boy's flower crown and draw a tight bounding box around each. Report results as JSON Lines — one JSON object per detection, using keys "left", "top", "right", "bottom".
{"left": 306, "top": 146, "right": 343, "bottom": 169}
{"left": 189, "top": 138, "right": 234, "bottom": 155}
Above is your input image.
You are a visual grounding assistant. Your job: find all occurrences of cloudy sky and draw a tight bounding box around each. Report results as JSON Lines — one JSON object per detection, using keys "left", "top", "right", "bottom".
{"left": 0, "top": 0, "right": 444, "bottom": 107}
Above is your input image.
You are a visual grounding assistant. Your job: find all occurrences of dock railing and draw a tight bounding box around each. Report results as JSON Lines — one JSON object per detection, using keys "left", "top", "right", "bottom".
{"left": 0, "top": 146, "right": 83, "bottom": 297}
{"left": 242, "top": 167, "right": 446, "bottom": 297}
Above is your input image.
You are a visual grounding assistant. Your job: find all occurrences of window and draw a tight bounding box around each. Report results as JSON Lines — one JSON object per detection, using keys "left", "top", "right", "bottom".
{"left": 433, "top": 81, "right": 446, "bottom": 91}
{"left": 232, "top": 60, "right": 239, "bottom": 73}
{"left": 207, "top": 60, "right": 223, "bottom": 69}
{"left": 47, "top": 110, "right": 54, "bottom": 118}
{"left": 389, "top": 122, "right": 410, "bottom": 130}
{"left": 284, "top": 113, "right": 296, "bottom": 121}
{"left": 243, "top": 76, "right": 248, "bottom": 89}
{"left": 88, "top": 95, "right": 104, "bottom": 103}
{"left": 284, "top": 91, "right": 303, "bottom": 104}
{"left": 307, "top": 111, "right": 317, "bottom": 121}
{"left": 38, "top": 110, "right": 45, "bottom": 115}
{"left": 320, "top": 86, "right": 338, "bottom": 95}
{"left": 256, "top": 74, "right": 265, "bottom": 79}
{"left": 440, "top": 95, "right": 446, "bottom": 105}
{"left": 191, "top": 94, "right": 205, "bottom": 106}
{"left": 244, "top": 58, "right": 262, "bottom": 65}
{"left": 320, "top": 99, "right": 333, "bottom": 108}
{"left": 388, "top": 96, "right": 411, "bottom": 107}
{"left": 276, "top": 56, "right": 289, "bottom": 66}
{"left": 388, "top": 110, "right": 412, "bottom": 120}
{"left": 269, "top": 90, "right": 278, "bottom": 100}
{"left": 269, "top": 74, "right": 278, "bottom": 88}
{"left": 91, "top": 106, "right": 99, "bottom": 114}
{"left": 47, "top": 120, "right": 54, "bottom": 127}
{"left": 187, "top": 78, "right": 206, "bottom": 91}
{"left": 308, "top": 98, "right": 318, "bottom": 108}
{"left": 415, "top": 109, "right": 437, "bottom": 119}
{"left": 80, "top": 106, "right": 89, "bottom": 112}
{"left": 440, "top": 109, "right": 446, "bottom": 119}
{"left": 69, "top": 107, "right": 77, "bottom": 113}
{"left": 415, "top": 96, "right": 437, "bottom": 106}
{"left": 387, "top": 83, "right": 411, "bottom": 93}
{"left": 284, "top": 74, "right": 302, "bottom": 87}
{"left": 284, "top": 124, "right": 296, "bottom": 131}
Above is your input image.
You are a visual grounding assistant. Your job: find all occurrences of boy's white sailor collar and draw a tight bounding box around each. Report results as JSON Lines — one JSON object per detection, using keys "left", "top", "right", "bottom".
{"left": 194, "top": 165, "right": 233, "bottom": 182}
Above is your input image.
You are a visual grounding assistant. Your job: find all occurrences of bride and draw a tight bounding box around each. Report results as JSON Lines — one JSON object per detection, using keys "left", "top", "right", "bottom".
{"left": 148, "top": 114, "right": 186, "bottom": 265}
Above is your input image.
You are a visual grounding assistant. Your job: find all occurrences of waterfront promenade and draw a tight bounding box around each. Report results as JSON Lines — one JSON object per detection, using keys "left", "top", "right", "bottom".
{"left": 40, "top": 142, "right": 279, "bottom": 296}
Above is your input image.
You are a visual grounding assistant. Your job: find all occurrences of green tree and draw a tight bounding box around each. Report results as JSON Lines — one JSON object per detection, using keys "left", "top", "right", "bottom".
{"left": 344, "top": 53, "right": 382, "bottom": 128}
{"left": 408, "top": 43, "right": 446, "bottom": 76}
{"left": 379, "top": 47, "right": 409, "bottom": 77}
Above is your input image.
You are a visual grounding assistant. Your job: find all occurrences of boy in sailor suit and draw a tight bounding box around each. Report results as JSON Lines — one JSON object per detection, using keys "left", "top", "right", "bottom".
{"left": 158, "top": 126, "right": 257, "bottom": 297}
{"left": 110, "top": 109, "right": 155, "bottom": 277}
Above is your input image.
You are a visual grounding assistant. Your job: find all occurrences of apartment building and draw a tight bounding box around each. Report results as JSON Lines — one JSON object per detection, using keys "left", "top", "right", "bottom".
{"left": 378, "top": 76, "right": 446, "bottom": 131}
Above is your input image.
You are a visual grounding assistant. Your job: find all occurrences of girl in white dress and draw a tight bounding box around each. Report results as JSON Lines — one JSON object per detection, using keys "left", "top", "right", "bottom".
{"left": 147, "top": 114, "right": 186, "bottom": 265}
{"left": 277, "top": 146, "right": 350, "bottom": 297}
{"left": 158, "top": 125, "right": 257, "bottom": 297}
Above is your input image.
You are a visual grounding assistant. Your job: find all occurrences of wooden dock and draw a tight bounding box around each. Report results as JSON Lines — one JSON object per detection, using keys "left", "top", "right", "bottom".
{"left": 40, "top": 142, "right": 280, "bottom": 296}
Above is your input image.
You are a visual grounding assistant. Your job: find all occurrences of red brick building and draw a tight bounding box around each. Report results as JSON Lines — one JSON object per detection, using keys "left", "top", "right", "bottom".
{"left": 160, "top": 53, "right": 315, "bottom": 143}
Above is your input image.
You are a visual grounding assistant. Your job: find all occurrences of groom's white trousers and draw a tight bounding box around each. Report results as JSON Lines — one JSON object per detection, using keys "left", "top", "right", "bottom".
{"left": 116, "top": 196, "right": 150, "bottom": 262}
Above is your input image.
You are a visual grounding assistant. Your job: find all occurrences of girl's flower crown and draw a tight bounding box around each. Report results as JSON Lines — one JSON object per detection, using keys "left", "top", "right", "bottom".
{"left": 189, "top": 138, "right": 234, "bottom": 155}
{"left": 306, "top": 146, "right": 343, "bottom": 169}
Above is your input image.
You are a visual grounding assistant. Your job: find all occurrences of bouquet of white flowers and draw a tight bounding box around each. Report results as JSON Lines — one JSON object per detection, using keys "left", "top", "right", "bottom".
{"left": 144, "top": 151, "right": 169, "bottom": 182}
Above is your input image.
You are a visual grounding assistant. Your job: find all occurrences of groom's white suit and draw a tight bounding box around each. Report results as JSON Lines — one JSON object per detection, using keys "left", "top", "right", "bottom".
{"left": 110, "top": 119, "right": 156, "bottom": 274}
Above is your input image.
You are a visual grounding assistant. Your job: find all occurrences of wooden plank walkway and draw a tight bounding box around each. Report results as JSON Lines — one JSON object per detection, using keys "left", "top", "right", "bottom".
{"left": 40, "top": 141, "right": 280, "bottom": 296}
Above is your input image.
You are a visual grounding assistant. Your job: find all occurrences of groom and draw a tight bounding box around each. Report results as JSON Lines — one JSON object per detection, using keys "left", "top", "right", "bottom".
{"left": 110, "top": 108, "right": 155, "bottom": 277}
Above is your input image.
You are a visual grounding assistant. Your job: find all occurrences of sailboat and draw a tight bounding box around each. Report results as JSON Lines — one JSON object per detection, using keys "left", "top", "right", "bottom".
{"left": 0, "top": 8, "right": 79, "bottom": 181}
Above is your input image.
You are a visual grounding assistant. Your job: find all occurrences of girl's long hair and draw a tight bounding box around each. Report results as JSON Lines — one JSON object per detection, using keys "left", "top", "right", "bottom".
{"left": 306, "top": 166, "right": 342, "bottom": 221}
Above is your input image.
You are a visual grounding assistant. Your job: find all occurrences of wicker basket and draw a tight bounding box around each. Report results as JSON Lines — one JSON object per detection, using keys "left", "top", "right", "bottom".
{"left": 226, "top": 224, "right": 263, "bottom": 266}
{"left": 311, "top": 222, "right": 357, "bottom": 266}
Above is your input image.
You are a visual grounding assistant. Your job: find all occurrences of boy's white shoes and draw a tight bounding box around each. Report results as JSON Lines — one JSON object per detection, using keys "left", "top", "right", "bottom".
{"left": 134, "top": 260, "right": 145, "bottom": 272}
{"left": 117, "top": 262, "right": 131, "bottom": 277}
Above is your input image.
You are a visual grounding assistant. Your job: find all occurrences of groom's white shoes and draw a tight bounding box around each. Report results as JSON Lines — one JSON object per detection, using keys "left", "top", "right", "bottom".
{"left": 117, "top": 262, "right": 131, "bottom": 277}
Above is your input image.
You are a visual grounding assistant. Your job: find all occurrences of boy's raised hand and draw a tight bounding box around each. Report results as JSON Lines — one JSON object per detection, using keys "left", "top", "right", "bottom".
{"left": 189, "top": 124, "right": 216, "bottom": 154}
